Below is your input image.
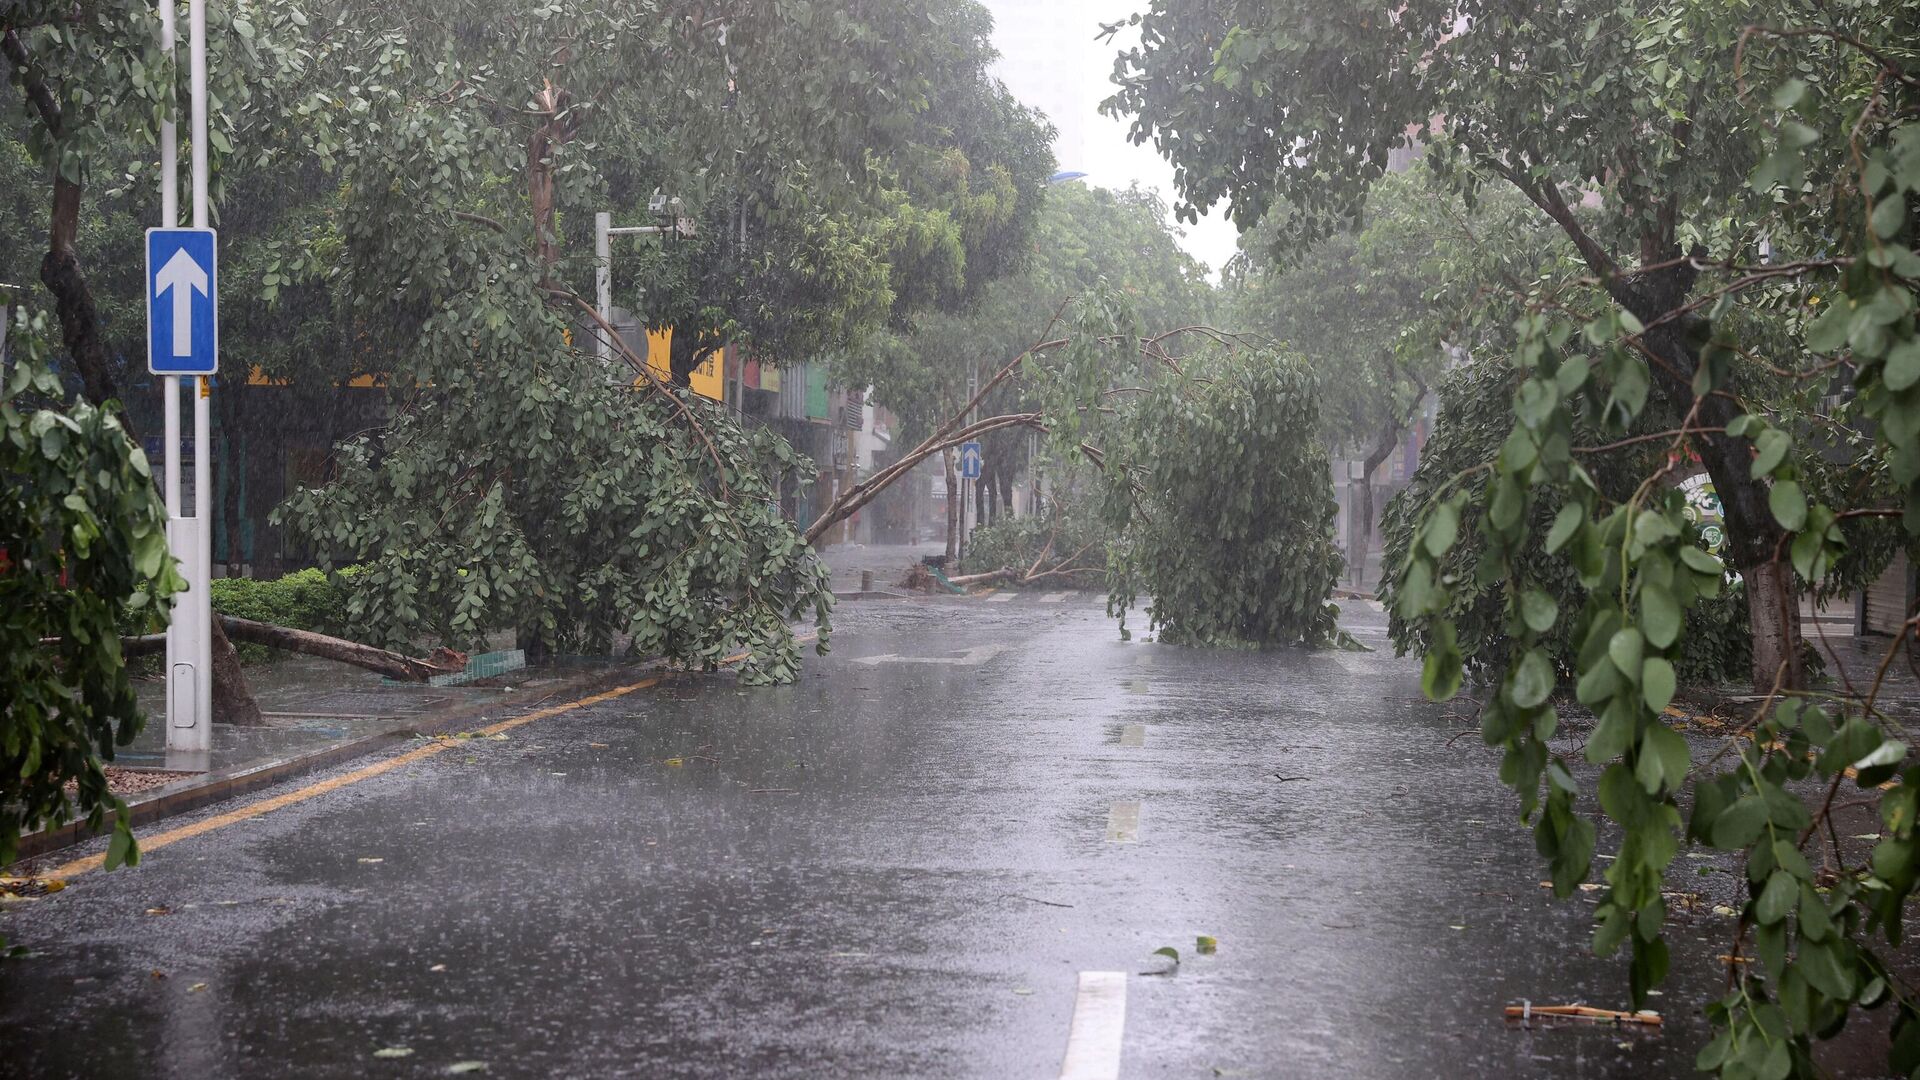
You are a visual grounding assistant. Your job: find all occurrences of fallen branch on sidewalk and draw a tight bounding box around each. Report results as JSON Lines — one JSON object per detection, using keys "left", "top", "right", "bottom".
{"left": 90, "top": 618, "right": 465, "bottom": 683}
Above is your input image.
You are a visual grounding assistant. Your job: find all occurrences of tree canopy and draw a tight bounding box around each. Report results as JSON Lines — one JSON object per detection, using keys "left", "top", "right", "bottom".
{"left": 1109, "top": 3, "right": 1920, "bottom": 1074}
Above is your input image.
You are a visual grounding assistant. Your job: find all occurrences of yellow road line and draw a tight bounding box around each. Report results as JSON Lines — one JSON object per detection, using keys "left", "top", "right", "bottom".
{"left": 45, "top": 675, "right": 663, "bottom": 881}
{"left": 46, "top": 631, "right": 818, "bottom": 881}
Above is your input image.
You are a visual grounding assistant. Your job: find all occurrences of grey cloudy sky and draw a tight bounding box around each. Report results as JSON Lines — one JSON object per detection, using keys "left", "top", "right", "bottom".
{"left": 980, "top": 0, "right": 1241, "bottom": 277}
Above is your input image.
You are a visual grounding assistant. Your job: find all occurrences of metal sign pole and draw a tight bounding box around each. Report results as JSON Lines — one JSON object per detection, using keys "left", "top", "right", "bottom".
{"left": 188, "top": 0, "right": 212, "bottom": 744}
{"left": 594, "top": 211, "right": 612, "bottom": 366}
{"left": 162, "top": 0, "right": 213, "bottom": 758}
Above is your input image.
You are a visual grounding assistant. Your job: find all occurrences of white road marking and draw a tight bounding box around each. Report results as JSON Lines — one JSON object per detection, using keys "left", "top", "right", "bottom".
{"left": 850, "top": 643, "right": 1009, "bottom": 667}
{"left": 1105, "top": 801, "right": 1140, "bottom": 843}
{"left": 1119, "top": 723, "right": 1145, "bottom": 747}
{"left": 988, "top": 592, "right": 1016, "bottom": 602}
{"left": 1040, "top": 591, "right": 1069, "bottom": 603}
{"left": 1367, "top": 599, "right": 1386, "bottom": 613}
{"left": 1059, "top": 971, "right": 1128, "bottom": 1080}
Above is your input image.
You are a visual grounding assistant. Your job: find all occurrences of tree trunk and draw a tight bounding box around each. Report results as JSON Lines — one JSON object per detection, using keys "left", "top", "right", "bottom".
{"left": 209, "top": 618, "right": 264, "bottom": 725}
{"left": 998, "top": 466, "right": 1014, "bottom": 517}
{"left": 527, "top": 82, "right": 565, "bottom": 285}
{"left": 40, "top": 177, "right": 118, "bottom": 408}
{"left": 217, "top": 616, "right": 463, "bottom": 682}
{"left": 1624, "top": 263, "right": 1804, "bottom": 692}
{"left": 1745, "top": 561, "right": 1804, "bottom": 691}
{"left": 1512, "top": 173, "right": 1804, "bottom": 694}
{"left": 1357, "top": 419, "right": 1404, "bottom": 577}
{"left": 518, "top": 623, "right": 552, "bottom": 665}
{"left": 944, "top": 448, "right": 960, "bottom": 564}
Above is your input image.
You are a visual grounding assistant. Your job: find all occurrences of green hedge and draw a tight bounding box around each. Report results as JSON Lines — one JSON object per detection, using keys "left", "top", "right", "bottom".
{"left": 209, "top": 567, "right": 349, "bottom": 635}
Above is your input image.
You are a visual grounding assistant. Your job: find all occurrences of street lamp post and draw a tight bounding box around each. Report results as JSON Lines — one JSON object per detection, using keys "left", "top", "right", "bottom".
{"left": 593, "top": 196, "right": 690, "bottom": 369}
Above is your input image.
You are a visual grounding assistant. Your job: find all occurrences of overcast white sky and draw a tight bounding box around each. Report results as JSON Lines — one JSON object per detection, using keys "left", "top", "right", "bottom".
{"left": 981, "top": 0, "right": 1241, "bottom": 277}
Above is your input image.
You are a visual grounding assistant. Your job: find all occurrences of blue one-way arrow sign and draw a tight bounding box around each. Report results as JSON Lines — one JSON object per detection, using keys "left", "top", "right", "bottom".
{"left": 959, "top": 440, "right": 983, "bottom": 480}
{"left": 147, "top": 228, "right": 218, "bottom": 375}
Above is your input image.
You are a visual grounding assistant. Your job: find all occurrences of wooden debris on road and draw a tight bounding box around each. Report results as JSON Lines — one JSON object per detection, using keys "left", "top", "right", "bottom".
{"left": 1505, "top": 1003, "right": 1663, "bottom": 1026}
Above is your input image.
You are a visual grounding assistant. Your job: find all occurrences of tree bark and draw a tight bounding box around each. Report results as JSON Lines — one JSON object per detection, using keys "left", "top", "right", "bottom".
{"left": 1624, "top": 268, "right": 1804, "bottom": 693}
{"left": 208, "top": 618, "right": 265, "bottom": 724}
{"left": 944, "top": 447, "right": 960, "bottom": 564}
{"left": 218, "top": 616, "right": 463, "bottom": 681}
{"left": 39, "top": 177, "right": 119, "bottom": 407}
{"left": 1357, "top": 418, "right": 1404, "bottom": 575}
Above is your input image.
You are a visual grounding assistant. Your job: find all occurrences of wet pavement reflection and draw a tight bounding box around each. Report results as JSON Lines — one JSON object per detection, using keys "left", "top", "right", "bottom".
{"left": 0, "top": 596, "right": 1902, "bottom": 1078}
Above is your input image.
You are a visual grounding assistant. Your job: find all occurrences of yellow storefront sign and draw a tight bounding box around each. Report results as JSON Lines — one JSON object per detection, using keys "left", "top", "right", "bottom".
{"left": 639, "top": 330, "right": 723, "bottom": 402}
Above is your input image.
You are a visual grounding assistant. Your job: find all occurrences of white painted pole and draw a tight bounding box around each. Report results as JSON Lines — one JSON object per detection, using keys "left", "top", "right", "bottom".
{"left": 166, "top": 0, "right": 213, "bottom": 755}
{"left": 157, "top": 0, "right": 192, "bottom": 749}
{"left": 160, "top": 0, "right": 179, "bottom": 518}
{"left": 595, "top": 211, "right": 611, "bottom": 366}
{"left": 189, "top": 0, "right": 207, "bottom": 231}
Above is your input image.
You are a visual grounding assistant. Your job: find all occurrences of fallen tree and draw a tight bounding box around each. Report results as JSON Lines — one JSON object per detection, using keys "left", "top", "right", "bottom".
{"left": 94, "top": 617, "right": 464, "bottom": 684}
{"left": 802, "top": 308, "right": 1230, "bottom": 547}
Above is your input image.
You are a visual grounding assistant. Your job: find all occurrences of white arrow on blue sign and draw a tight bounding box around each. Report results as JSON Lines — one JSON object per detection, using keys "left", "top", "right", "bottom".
{"left": 959, "top": 440, "right": 983, "bottom": 480}
{"left": 147, "top": 227, "right": 218, "bottom": 375}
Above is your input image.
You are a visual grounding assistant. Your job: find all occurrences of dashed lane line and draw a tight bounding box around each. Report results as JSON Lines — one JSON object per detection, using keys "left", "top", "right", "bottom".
{"left": 1040, "top": 591, "right": 1069, "bottom": 603}
{"left": 1059, "top": 971, "right": 1128, "bottom": 1080}
{"left": 1104, "top": 801, "right": 1141, "bottom": 843}
{"left": 988, "top": 592, "right": 1017, "bottom": 602}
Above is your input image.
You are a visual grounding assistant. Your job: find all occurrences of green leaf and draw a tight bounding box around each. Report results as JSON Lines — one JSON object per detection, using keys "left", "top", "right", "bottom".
{"left": 1871, "top": 195, "right": 1907, "bottom": 240}
{"left": 1753, "top": 869, "right": 1798, "bottom": 925}
{"left": 1713, "top": 796, "right": 1768, "bottom": 849}
{"left": 1510, "top": 649, "right": 1554, "bottom": 709}
{"left": 1805, "top": 303, "right": 1851, "bottom": 353}
{"left": 1750, "top": 429, "right": 1790, "bottom": 478}
{"left": 1519, "top": 589, "right": 1558, "bottom": 634}
{"left": 1769, "top": 481, "right": 1807, "bottom": 532}
{"left": 1641, "top": 658, "right": 1676, "bottom": 713}
{"left": 1771, "top": 78, "right": 1808, "bottom": 110}
{"left": 1679, "top": 546, "right": 1722, "bottom": 576}
{"left": 1636, "top": 723, "right": 1691, "bottom": 795}
{"left": 1545, "top": 504, "right": 1584, "bottom": 554}
{"left": 103, "top": 821, "right": 138, "bottom": 870}
{"left": 1587, "top": 700, "right": 1637, "bottom": 763}
{"left": 1423, "top": 502, "right": 1460, "bottom": 558}
{"left": 1422, "top": 644, "right": 1463, "bottom": 701}
{"left": 1607, "top": 628, "right": 1644, "bottom": 677}
{"left": 1884, "top": 338, "right": 1920, "bottom": 392}
{"left": 1797, "top": 939, "right": 1856, "bottom": 1000}
{"left": 1640, "top": 585, "right": 1681, "bottom": 649}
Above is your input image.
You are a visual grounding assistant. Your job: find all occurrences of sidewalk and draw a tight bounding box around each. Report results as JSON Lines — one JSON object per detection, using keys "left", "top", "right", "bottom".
{"left": 15, "top": 653, "right": 649, "bottom": 863}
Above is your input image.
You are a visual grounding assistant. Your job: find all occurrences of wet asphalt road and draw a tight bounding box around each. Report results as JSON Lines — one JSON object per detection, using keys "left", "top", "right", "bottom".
{"left": 0, "top": 595, "right": 1900, "bottom": 1078}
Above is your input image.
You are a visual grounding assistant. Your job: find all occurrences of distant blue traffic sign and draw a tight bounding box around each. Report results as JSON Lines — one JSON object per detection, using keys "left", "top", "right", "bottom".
{"left": 147, "top": 228, "right": 218, "bottom": 375}
{"left": 959, "top": 440, "right": 983, "bottom": 480}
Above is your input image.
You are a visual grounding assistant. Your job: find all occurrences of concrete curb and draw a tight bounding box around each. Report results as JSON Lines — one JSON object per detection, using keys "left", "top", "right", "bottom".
{"left": 10, "top": 660, "right": 670, "bottom": 868}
